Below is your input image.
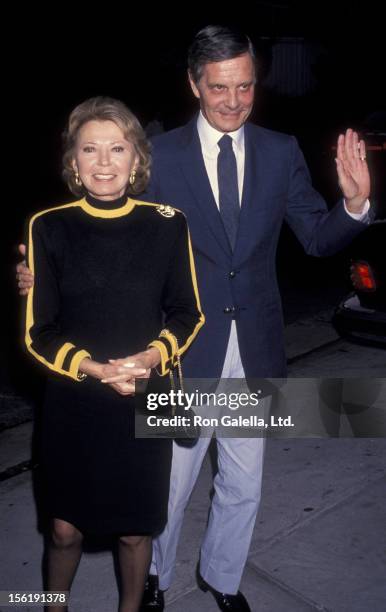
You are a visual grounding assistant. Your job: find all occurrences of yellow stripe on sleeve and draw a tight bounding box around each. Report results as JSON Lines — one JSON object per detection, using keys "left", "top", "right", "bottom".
{"left": 69, "top": 349, "right": 92, "bottom": 380}
{"left": 25, "top": 201, "right": 91, "bottom": 382}
{"left": 54, "top": 342, "right": 76, "bottom": 369}
{"left": 177, "top": 229, "right": 205, "bottom": 357}
{"left": 148, "top": 340, "right": 170, "bottom": 376}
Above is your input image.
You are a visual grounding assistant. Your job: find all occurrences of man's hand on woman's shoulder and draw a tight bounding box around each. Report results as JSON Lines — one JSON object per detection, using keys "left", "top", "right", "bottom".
{"left": 16, "top": 244, "right": 34, "bottom": 295}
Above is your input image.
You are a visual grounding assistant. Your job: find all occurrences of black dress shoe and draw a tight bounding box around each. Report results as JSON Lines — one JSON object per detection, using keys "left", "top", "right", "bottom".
{"left": 140, "top": 574, "right": 164, "bottom": 611}
{"left": 197, "top": 572, "right": 251, "bottom": 612}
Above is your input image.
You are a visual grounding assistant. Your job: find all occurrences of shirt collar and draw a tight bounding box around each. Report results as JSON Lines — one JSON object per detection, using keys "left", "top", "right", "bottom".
{"left": 197, "top": 111, "right": 245, "bottom": 155}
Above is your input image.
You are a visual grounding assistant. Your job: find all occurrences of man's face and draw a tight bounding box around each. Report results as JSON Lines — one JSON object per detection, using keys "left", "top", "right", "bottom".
{"left": 189, "top": 52, "right": 255, "bottom": 133}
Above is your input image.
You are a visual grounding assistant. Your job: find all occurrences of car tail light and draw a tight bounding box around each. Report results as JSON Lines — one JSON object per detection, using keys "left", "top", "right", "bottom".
{"left": 350, "top": 260, "right": 377, "bottom": 292}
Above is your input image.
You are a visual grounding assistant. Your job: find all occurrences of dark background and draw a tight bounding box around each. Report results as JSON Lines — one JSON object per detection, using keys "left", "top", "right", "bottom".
{"left": 2, "top": 2, "right": 385, "bottom": 399}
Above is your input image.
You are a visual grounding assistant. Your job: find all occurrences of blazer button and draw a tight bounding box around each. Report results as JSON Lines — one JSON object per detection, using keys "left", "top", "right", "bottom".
{"left": 223, "top": 307, "right": 231, "bottom": 314}
{"left": 229, "top": 271, "right": 236, "bottom": 278}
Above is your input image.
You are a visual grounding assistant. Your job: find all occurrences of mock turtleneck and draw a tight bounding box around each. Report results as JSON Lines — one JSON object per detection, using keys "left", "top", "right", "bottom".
{"left": 85, "top": 192, "right": 128, "bottom": 210}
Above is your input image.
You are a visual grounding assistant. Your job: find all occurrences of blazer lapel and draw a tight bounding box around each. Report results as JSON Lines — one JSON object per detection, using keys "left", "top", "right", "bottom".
{"left": 178, "top": 119, "right": 232, "bottom": 261}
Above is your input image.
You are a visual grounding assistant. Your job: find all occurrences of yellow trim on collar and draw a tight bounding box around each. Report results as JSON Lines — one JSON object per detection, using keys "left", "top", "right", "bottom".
{"left": 79, "top": 197, "right": 136, "bottom": 218}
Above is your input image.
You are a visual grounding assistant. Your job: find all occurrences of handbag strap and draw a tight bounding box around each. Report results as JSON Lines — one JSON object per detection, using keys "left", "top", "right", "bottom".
{"left": 159, "top": 329, "right": 184, "bottom": 414}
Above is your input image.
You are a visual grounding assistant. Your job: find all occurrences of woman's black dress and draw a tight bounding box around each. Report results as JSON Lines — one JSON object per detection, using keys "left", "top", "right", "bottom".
{"left": 25, "top": 194, "right": 204, "bottom": 535}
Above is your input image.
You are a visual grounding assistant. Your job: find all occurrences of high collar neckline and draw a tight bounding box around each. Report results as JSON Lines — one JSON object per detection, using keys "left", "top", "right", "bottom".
{"left": 81, "top": 193, "right": 136, "bottom": 218}
{"left": 85, "top": 193, "right": 128, "bottom": 209}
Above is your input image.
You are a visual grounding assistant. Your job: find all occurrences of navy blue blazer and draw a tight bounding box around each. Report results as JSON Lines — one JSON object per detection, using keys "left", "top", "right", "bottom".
{"left": 143, "top": 117, "right": 367, "bottom": 378}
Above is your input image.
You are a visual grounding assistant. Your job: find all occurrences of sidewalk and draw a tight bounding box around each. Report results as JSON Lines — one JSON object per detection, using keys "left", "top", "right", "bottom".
{"left": 1, "top": 421, "right": 385, "bottom": 611}
{"left": 1, "top": 312, "right": 386, "bottom": 611}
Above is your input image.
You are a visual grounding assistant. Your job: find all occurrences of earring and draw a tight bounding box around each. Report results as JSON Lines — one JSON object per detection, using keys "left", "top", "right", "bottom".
{"left": 129, "top": 169, "right": 137, "bottom": 185}
{"left": 74, "top": 171, "right": 82, "bottom": 187}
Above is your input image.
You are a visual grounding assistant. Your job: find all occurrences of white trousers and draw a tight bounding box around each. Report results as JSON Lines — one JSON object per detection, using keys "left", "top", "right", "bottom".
{"left": 150, "top": 323, "right": 267, "bottom": 594}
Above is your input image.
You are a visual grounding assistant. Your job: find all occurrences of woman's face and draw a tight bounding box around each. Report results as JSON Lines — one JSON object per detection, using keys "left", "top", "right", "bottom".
{"left": 72, "top": 120, "right": 139, "bottom": 200}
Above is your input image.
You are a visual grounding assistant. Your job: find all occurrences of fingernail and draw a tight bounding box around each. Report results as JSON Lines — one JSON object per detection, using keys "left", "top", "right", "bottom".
{"left": 101, "top": 379, "right": 107, "bottom": 383}
{"left": 109, "top": 359, "right": 116, "bottom": 364}
{"left": 123, "top": 362, "right": 135, "bottom": 368}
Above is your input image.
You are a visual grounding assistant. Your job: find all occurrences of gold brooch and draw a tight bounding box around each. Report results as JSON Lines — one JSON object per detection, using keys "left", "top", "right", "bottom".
{"left": 156, "top": 204, "right": 175, "bottom": 218}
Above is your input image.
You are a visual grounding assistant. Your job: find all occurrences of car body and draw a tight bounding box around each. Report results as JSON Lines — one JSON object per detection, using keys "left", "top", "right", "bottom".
{"left": 333, "top": 220, "right": 386, "bottom": 346}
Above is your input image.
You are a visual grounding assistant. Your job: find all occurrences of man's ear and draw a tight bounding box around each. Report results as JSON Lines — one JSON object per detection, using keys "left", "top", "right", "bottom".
{"left": 188, "top": 71, "right": 200, "bottom": 99}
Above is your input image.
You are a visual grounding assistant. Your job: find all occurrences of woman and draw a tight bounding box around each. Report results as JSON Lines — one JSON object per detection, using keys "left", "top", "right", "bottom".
{"left": 24, "top": 96, "right": 204, "bottom": 612}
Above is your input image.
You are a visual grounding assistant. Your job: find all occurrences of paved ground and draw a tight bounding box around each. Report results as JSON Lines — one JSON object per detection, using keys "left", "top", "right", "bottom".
{"left": 1, "top": 312, "right": 385, "bottom": 611}
{"left": 1, "top": 434, "right": 385, "bottom": 611}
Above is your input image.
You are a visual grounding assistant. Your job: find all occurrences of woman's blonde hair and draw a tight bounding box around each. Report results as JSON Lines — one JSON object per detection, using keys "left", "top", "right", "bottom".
{"left": 62, "top": 96, "right": 151, "bottom": 197}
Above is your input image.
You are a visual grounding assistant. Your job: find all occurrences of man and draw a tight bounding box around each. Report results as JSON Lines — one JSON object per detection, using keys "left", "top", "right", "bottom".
{"left": 18, "top": 25, "right": 370, "bottom": 612}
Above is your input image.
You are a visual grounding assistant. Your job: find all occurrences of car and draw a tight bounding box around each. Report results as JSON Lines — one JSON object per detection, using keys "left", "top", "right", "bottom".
{"left": 333, "top": 220, "right": 386, "bottom": 346}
